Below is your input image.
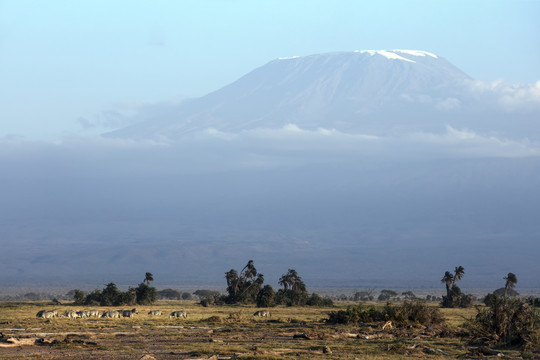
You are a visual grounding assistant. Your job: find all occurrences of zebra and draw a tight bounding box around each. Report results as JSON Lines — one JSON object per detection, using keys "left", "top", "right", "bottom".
{"left": 62, "top": 310, "right": 79, "bottom": 319}
{"left": 101, "top": 310, "right": 120, "bottom": 318}
{"left": 88, "top": 310, "right": 100, "bottom": 317}
{"left": 169, "top": 310, "right": 187, "bottom": 318}
{"left": 77, "top": 310, "right": 91, "bottom": 318}
{"left": 148, "top": 310, "right": 162, "bottom": 316}
{"left": 37, "top": 310, "right": 56, "bottom": 319}
{"left": 121, "top": 308, "right": 138, "bottom": 318}
{"left": 253, "top": 310, "right": 271, "bottom": 317}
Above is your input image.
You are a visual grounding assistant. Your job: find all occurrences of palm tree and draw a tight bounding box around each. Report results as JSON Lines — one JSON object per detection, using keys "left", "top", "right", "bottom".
{"left": 279, "top": 269, "right": 306, "bottom": 293}
{"left": 503, "top": 272, "right": 517, "bottom": 299}
{"left": 441, "top": 271, "right": 454, "bottom": 298}
{"left": 144, "top": 272, "right": 154, "bottom": 286}
{"left": 452, "top": 266, "right": 465, "bottom": 286}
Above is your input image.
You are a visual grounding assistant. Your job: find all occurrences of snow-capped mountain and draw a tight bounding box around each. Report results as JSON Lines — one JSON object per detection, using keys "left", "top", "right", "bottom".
{"left": 105, "top": 50, "right": 476, "bottom": 140}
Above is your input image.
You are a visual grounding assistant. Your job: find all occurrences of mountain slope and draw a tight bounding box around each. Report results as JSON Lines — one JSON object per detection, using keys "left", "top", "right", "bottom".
{"left": 105, "top": 50, "right": 473, "bottom": 140}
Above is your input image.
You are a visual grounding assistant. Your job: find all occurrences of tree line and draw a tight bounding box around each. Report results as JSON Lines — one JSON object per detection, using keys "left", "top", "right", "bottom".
{"left": 203, "top": 260, "right": 333, "bottom": 307}
{"left": 73, "top": 273, "right": 157, "bottom": 306}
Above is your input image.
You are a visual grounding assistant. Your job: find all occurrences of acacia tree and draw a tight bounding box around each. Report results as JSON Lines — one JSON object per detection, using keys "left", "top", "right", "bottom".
{"left": 378, "top": 289, "right": 398, "bottom": 301}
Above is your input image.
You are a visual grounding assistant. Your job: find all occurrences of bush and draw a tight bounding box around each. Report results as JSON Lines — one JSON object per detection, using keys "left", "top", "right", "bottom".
{"left": 441, "top": 285, "right": 473, "bottom": 308}
{"left": 200, "top": 297, "right": 214, "bottom": 307}
{"left": 100, "top": 283, "right": 122, "bottom": 306}
{"left": 306, "top": 293, "right": 334, "bottom": 307}
{"left": 466, "top": 296, "right": 539, "bottom": 349}
{"left": 256, "top": 285, "right": 276, "bottom": 308}
{"left": 527, "top": 297, "right": 540, "bottom": 307}
{"left": 157, "top": 288, "right": 182, "bottom": 300}
{"left": 200, "top": 295, "right": 227, "bottom": 307}
{"left": 84, "top": 290, "right": 102, "bottom": 306}
{"left": 275, "top": 289, "right": 309, "bottom": 306}
{"left": 135, "top": 283, "right": 157, "bottom": 305}
{"left": 73, "top": 289, "right": 85, "bottom": 305}
{"left": 327, "top": 301, "right": 443, "bottom": 326}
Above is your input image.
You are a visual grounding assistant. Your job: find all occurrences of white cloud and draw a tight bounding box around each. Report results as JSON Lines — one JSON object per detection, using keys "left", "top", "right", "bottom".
{"left": 406, "top": 126, "right": 540, "bottom": 158}
{"left": 467, "top": 79, "right": 540, "bottom": 110}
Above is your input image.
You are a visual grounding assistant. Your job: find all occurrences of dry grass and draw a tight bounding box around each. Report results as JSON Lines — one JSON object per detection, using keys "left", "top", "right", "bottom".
{"left": 0, "top": 300, "right": 528, "bottom": 359}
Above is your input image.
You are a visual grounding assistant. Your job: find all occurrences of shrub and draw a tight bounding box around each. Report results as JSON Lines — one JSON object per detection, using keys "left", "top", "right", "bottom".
{"left": 100, "top": 283, "right": 122, "bottom": 306}
{"left": 73, "top": 289, "right": 85, "bottom": 305}
{"left": 200, "top": 297, "right": 214, "bottom": 307}
{"left": 275, "top": 289, "right": 308, "bottom": 306}
{"left": 466, "top": 296, "right": 539, "bottom": 349}
{"left": 442, "top": 285, "right": 473, "bottom": 308}
{"left": 306, "top": 293, "right": 334, "bottom": 307}
{"left": 256, "top": 285, "right": 276, "bottom": 308}
{"left": 157, "top": 288, "right": 182, "bottom": 300}
{"left": 327, "top": 301, "right": 443, "bottom": 326}
{"left": 84, "top": 290, "right": 102, "bottom": 306}
{"left": 200, "top": 295, "right": 227, "bottom": 307}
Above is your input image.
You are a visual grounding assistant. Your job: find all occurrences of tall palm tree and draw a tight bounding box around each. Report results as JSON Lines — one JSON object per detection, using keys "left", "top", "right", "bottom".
{"left": 144, "top": 272, "right": 154, "bottom": 286}
{"left": 503, "top": 272, "right": 517, "bottom": 299}
{"left": 441, "top": 271, "right": 454, "bottom": 298}
{"left": 452, "top": 266, "right": 465, "bottom": 286}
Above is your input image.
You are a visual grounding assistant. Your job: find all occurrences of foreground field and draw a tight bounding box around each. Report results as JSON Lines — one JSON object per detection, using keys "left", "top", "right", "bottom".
{"left": 0, "top": 301, "right": 530, "bottom": 359}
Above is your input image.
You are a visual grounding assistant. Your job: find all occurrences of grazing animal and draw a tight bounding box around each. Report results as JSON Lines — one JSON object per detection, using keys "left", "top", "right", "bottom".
{"left": 77, "top": 310, "right": 91, "bottom": 318}
{"left": 63, "top": 311, "right": 79, "bottom": 319}
{"left": 88, "top": 310, "right": 100, "bottom": 317}
{"left": 122, "top": 309, "right": 138, "bottom": 318}
{"left": 44, "top": 311, "right": 56, "bottom": 319}
{"left": 169, "top": 310, "right": 187, "bottom": 318}
{"left": 148, "top": 310, "right": 162, "bottom": 316}
{"left": 383, "top": 320, "right": 393, "bottom": 330}
{"left": 101, "top": 310, "right": 120, "bottom": 318}
{"left": 37, "top": 310, "right": 56, "bottom": 319}
{"left": 253, "top": 310, "right": 271, "bottom": 317}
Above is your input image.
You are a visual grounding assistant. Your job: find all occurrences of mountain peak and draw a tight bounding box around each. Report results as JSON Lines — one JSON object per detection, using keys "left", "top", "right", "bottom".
{"left": 105, "top": 50, "right": 471, "bottom": 140}
{"left": 276, "top": 49, "right": 439, "bottom": 63}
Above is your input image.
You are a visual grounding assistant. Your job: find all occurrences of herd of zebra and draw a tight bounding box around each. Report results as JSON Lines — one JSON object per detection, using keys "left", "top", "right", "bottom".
{"left": 35, "top": 309, "right": 270, "bottom": 319}
{"left": 35, "top": 309, "right": 188, "bottom": 319}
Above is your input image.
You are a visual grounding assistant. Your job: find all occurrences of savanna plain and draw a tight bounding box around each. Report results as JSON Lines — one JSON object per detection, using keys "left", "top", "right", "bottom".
{"left": 1, "top": 300, "right": 538, "bottom": 359}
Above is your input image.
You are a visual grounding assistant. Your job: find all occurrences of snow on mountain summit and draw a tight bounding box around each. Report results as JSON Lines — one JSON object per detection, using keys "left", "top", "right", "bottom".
{"left": 354, "top": 50, "right": 416, "bottom": 63}
{"left": 105, "top": 50, "right": 473, "bottom": 140}
{"left": 394, "top": 49, "right": 438, "bottom": 58}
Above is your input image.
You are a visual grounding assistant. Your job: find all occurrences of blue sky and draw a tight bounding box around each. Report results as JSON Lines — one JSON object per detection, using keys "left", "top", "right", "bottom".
{"left": 1, "top": 0, "right": 539, "bottom": 140}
